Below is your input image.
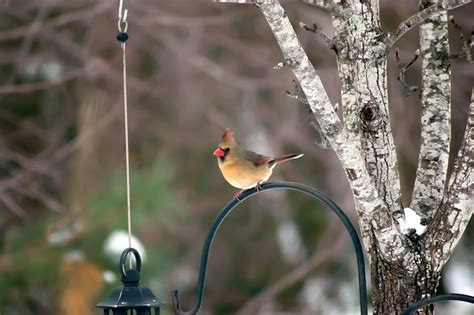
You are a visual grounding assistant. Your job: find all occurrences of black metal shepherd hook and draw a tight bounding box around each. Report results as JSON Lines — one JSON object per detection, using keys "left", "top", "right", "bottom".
{"left": 172, "top": 181, "right": 368, "bottom": 315}
{"left": 401, "top": 293, "right": 474, "bottom": 314}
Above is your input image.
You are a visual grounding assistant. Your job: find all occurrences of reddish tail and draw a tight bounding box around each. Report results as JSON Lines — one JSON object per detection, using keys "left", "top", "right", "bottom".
{"left": 270, "top": 153, "right": 304, "bottom": 165}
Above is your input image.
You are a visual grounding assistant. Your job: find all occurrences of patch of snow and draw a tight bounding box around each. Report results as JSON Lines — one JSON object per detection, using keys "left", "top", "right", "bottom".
{"left": 440, "top": 259, "right": 474, "bottom": 315}
{"left": 397, "top": 207, "right": 427, "bottom": 235}
{"left": 103, "top": 270, "right": 117, "bottom": 284}
{"left": 445, "top": 262, "right": 474, "bottom": 295}
{"left": 65, "top": 250, "right": 85, "bottom": 262}
{"left": 39, "top": 61, "right": 63, "bottom": 81}
{"left": 48, "top": 220, "right": 85, "bottom": 246}
{"left": 300, "top": 277, "right": 327, "bottom": 310}
{"left": 103, "top": 229, "right": 147, "bottom": 263}
{"left": 277, "top": 220, "right": 305, "bottom": 264}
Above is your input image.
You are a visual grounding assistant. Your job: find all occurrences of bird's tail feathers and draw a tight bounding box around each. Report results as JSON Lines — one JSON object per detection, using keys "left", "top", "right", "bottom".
{"left": 270, "top": 153, "right": 304, "bottom": 165}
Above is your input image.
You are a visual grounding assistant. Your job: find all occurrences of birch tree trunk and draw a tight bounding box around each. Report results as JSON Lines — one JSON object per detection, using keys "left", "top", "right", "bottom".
{"left": 215, "top": 0, "right": 473, "bottom": 314}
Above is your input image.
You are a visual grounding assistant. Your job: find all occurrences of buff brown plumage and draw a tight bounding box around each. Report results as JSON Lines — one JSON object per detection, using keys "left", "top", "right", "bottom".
{"left": 213, "top": 129, "right": 303, "bottom": 199}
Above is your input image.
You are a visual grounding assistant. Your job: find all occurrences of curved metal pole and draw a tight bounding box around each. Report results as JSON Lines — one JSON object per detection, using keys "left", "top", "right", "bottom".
{"left": 401, "top": 293, "right": 474, "bottom": 314}
{"left": 172, "top": 181, "right": 367, "bottom": 315}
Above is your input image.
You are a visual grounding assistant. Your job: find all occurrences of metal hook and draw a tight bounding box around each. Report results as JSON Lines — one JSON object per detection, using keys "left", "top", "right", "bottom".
{"left": 118, "top": 0, "right": 128, "bottom": 32}
{"left": 172, "top": 181, "right": 368, "bottom": 315}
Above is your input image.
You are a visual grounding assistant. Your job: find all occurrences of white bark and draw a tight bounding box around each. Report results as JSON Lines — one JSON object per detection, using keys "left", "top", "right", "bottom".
{"left": 427, "top": 89, "right": 474, "bottom": 272}
{"left": 385, "top": 0, "right": 472, "bottom": 48}
{"left": 332, "top": 1, "right": 403, "bottom": 215}
{"left": 411, "top": 1, "right": 451, "bottom": 220}
{"left": 302, "top": 0, "right": 341, "bottom": 12}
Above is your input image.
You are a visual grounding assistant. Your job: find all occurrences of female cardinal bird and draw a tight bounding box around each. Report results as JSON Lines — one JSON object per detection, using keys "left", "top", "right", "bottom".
{"left": 213, "top": 128, "right": 303, "bottom": 199}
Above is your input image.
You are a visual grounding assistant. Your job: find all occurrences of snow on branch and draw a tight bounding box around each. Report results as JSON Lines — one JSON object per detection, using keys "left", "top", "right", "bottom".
{"left": 396, "top": 207, "right": 427, "bottom": 235}
{"left": 385, "top": 0, "right": 472, "bottom": 48}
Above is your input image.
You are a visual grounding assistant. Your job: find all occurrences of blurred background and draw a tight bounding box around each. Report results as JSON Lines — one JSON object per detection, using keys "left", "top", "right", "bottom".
{"left": 0, "top": 0, "right": 472, "bottom": 314}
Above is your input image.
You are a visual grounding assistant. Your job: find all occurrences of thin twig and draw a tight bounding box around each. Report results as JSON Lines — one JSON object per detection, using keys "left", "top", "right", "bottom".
{"left": 309, "top": 120, "right": 332, "bottom": 149}
{"left": 299, "top": 21, "right": 337, "bottom": 53}
{"left": 284, "top": 79, "right": 309, "bottom": 104}
{"left": 0, "top": 2, "right": 110, "bottom": 42}
{"left": 395, "top": 47, "right": 420, "bottom": 95}
{"left": 0, "top": 195, "right": 28, "bottom": 219}
{"left": 0, "top": 67, "right": 88, "bottom": 95}
{"left": 385, "top": 1, "right": 471, "bottom": 49}
{"left": 448, "top": 15, "right": 473, "bottom": 63}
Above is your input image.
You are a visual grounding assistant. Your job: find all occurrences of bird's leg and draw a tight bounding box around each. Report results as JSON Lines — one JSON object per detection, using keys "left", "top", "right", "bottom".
{"left": 233, "top": 189, "right": 246, "bottom": 201}
{"left": 256, "top": 181, "right": 263, "bottom": 192}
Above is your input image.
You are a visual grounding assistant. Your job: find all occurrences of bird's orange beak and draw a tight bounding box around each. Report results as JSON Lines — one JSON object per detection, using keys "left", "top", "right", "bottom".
{"left": 213, "top": 148, "right": 224, "bottom": 157}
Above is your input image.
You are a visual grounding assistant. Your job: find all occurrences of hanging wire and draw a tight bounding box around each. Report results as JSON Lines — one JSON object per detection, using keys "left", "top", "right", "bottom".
{"left": 117, "top": 0, "right": 132, "bottom": 251}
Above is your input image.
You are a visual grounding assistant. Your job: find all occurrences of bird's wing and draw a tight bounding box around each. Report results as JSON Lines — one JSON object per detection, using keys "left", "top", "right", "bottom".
{"left": 243, "top": 150, "right": 271, "bottom": 167}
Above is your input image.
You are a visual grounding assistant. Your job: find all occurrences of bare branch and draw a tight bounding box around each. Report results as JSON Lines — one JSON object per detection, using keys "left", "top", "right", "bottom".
{"left": 285, "top": 90, "right": 309, "bottom": 104}
{"left": 0, "top": 105, "right": 120, "bottom": 195}
{"left": 0, "top": 195, "right": 28, "bottom": 219}
{"left": 0, "top": 67, "right": 88, "bottom": 95}
{"left": 308, "top": 120, "right": 332, "bottom": 149}
{"left": 213, "top": 0, "right": 258, "bottom": 3}
{"left": 284, "top": 80, "right": 336, "bottom": 150}
{"left": 284, "top": 79, "right": 307, "bottom": 103}
{"left": 0, "top": 2, "right": 110, "bottom": 42}
{"left": 236, "top": 226, "right": 347, "bottom": 315}
{"left": 395, "top": 48, "right": 420, "bottom": 95}
{"left": 449, "top": 15, "right": 473, "bottom": 63}
{"left": 411, "top": 6, "right": 451, "bottom": 221}
{"left": 18, "top": 184, "right": 66, "bottom": 214}
{"left": 299, "top": 21, "right": 338, "bottom": 53}
{"left": 256, "top": 3, "right": 340, "bottom": 134}
{"left": 428, "top": 88, "right": 473, "bottom": 272}
{"left": 385, "top": 0, "right": 472, "bottom": 48}
{"left": 301, "top": 0, "right": 341, "bottom": 13}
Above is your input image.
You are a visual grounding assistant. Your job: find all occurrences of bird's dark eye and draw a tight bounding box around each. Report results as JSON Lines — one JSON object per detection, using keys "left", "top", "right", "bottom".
{"left": 223, "top": 148, "right": 230, "bottom": 153}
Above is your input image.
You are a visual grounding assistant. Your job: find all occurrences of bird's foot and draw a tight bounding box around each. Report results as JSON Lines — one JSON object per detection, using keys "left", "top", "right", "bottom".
{"left": 256, "top": 181, "right": 263, "bottom": 192}
{"left": 233, "top": 189, "right": 246, "bottom": 201}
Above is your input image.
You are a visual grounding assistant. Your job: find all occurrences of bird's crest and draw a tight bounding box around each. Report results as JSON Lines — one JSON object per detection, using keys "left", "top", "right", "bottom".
{"left": 220, "top": 128, "right": 237, "bottom": 147}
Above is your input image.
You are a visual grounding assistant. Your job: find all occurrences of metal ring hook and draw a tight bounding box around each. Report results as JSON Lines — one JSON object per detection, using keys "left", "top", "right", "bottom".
{"left": 118, "top": 19, "right": 128, "bottom": 33}
{"left": 118, "top": 0, "right": 129, "bottom": 32}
